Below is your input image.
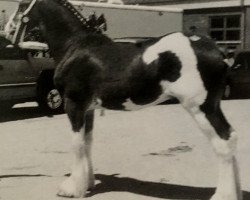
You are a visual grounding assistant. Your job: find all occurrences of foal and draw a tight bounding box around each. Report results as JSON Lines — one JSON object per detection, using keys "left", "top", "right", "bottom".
{"left": 25, "top": 0, "right": 241, "bottom": 199}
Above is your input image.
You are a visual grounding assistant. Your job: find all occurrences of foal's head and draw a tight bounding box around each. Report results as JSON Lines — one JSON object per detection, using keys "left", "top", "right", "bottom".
{"left": 24, "top": 0, "right": 107, "bottom": 37}
{"left": 23, "top": 0, "right": 107, "bottom": 57}
{"left": 24, "top": 0, "right": 87, "bottom": 38}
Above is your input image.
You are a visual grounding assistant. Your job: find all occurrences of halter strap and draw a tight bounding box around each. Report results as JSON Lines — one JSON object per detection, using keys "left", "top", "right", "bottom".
{"left": 23, "top": 0, "right": 38, "bottom": 16}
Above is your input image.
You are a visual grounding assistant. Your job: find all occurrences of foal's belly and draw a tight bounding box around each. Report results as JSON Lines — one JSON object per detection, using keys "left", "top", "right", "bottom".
{"left": 95, "top": 86, "right": 171, "bottom": 111}
{"left": 95, "top": 71, "right": 171, "bottom": 111}
{"left": 93, "top": 95, "right": 171, "bottom": 111}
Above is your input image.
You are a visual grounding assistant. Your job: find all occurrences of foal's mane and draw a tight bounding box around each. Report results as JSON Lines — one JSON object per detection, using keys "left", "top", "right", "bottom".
{"left": 54, "top": 0, "right": 87, "bottom": 25}
{"left": 49, "top": 0, "right": 105, "bottom": 33}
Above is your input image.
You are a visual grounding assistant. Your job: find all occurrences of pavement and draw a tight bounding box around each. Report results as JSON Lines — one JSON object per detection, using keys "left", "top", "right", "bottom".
{"left": 0, "top": 100, "right": 250, "bottom": 200}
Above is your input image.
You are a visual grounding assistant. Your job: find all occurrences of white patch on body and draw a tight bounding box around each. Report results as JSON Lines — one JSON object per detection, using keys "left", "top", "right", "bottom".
{"left": 143, "top": 32, "right": 207, "bottom": 104}
{"left": 124, "top": 32, "right": 207, "bottom": 111}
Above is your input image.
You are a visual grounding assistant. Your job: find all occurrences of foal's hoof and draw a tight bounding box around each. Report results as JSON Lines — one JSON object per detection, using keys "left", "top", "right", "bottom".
{"left": 57, "top": 177, "right": 86, "bottom": 198}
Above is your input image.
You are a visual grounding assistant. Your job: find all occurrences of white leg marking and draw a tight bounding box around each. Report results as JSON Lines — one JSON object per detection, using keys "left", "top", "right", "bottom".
{"left": 85, "top": 131, "right": 95, "bottom": 189}
{"left": 58, "top": 128, "right": 92, "bottom": 198}
{"left": 211, "top": 132, "right": 241, "bottom": 200}
{"left": 185, "top": 105, "right": 241, "bottom": 200}
{"left": 143, "top": 32, "right": 196, "bottom": 66}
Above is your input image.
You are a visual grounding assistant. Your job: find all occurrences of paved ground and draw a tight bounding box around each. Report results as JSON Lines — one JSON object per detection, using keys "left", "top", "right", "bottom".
{"left": 0, "top": 100, "right": 250, "bottom": 200}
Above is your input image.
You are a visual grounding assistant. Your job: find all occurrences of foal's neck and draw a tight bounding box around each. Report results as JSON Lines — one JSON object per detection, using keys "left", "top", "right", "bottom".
{"left": 38, "top": 0, "right": 87, "bottom": 59}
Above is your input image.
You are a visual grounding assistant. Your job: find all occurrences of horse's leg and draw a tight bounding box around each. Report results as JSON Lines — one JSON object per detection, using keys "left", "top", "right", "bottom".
{"left": 57, "top": 98, "right": 94, "bottom": 198}
{"left": 84, "top": 110, "right": 95, "bottom": 189}
{"left": 182, "top": 98, "right": 241, "bottom": 200}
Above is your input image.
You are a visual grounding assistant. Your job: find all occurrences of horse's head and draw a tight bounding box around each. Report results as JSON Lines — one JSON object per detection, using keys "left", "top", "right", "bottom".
{"left": 19, "top": 0, "right": 107, "bottom": 59}
{"left": 23, "top": 0, "right": 107, "bottom": 36}
{"left": 21, "top": 0, "right": 83, "bottom": 36}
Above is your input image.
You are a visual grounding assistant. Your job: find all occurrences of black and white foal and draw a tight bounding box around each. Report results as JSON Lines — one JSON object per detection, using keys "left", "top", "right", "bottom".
{"left": 25, "top": 0, "right": 241, "bottom": 199}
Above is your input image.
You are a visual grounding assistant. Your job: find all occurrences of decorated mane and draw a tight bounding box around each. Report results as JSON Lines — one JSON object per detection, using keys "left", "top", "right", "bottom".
{"left": 56, "top": 0, "right": 87, "bottom": 24}
{"left": 55, "top": 0, "right": 107, "bottom": 33}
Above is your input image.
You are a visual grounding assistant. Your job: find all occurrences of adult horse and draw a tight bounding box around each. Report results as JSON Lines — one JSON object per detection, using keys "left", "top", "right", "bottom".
{"left": 24, "top": 0, "right": 241, "bottom": 199}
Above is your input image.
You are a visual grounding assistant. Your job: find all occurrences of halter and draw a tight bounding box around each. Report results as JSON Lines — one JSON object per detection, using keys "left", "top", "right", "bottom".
{"left": 23, "top": 0, "right": 37, "bottom": 16}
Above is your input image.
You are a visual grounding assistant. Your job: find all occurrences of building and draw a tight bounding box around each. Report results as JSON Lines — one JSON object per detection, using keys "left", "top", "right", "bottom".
{"left": 1, "top": 0, "right": 250, "bottom": 51}
{"left": 124, "top": 0, "right": 250, "bottom": 51}
{"left": 82, "top": 0, "right": 250, "bottom": 51}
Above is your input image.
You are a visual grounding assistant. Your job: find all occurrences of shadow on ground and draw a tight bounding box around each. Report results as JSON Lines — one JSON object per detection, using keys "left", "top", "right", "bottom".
{"left": 86, "top": 174, "right": 250, "bottom": 200}
{"left": 0, "top": 106, "right": 63, "bottom": 123}
{"left": 0, "top": 174, "right": 51, "bottom": 179}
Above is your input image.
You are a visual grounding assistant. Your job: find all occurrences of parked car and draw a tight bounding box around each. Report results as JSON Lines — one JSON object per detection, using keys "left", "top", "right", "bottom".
{"left": 0, "top": 37, "right": 63, "bottom": 112}
{"left": 225, "top": 50, "right": 250, "bottom": 99}
{"left": 0, "top": 0, "right": 65, "bottom": 113}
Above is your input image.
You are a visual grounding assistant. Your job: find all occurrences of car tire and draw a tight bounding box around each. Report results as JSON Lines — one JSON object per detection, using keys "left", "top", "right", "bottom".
{"left": 37, "top": 82, "right": 63, "bottom": 113}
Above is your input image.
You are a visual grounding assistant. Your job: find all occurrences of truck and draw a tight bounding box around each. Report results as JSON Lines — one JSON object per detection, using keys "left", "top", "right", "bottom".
{"left": 0, "top": 0, "right": 183, "bottom": 112}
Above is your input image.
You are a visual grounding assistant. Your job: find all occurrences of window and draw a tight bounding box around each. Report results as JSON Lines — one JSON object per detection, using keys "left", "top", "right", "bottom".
{"left": 209, "top": 15, "right": 241, "bottom": 41}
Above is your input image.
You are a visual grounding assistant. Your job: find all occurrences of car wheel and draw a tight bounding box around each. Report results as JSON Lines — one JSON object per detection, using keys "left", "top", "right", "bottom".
{"left": 224, "top": 85, "right": 231, "bottom": 98}
{"left": 37, "top": 84, "right": 63, "bottom": 113}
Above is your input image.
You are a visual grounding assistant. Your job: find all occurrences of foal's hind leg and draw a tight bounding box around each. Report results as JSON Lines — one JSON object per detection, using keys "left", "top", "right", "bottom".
{"left": 182, "top": 98, "right": 241, "bottom": 200}
{"left": 57, "top": 98, "right": 94, "bottom": 198}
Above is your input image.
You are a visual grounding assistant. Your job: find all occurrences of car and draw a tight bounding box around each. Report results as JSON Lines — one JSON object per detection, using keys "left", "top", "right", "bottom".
{"left": 0, "top": 0, "right": 65, "bottom": 113}
{"left": 0, "top": 36, "right": 63, "bottom": 112}
{"left": 225, "top": 50, "right": 250, "bottom": 99}
{"left": 0, "top": 26, "right": 64, "bottom": 113}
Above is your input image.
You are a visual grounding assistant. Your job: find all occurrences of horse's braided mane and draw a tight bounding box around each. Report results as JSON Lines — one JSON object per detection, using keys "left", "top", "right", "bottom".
{"left": 53, "top": 0, "right": 106, "bottom": 33}
{"left": 55, "top": 0, "right": 89, "bottom": 28}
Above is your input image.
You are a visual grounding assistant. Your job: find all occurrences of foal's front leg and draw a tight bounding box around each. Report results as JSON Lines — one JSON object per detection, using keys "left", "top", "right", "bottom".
{"left": 58, "top": 98, "right": 94, "bottom": 198}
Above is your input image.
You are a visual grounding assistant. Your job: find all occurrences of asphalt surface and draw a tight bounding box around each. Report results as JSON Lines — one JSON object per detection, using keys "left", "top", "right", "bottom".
{"left": 0, "top": 100, "right": 250, "bottom": 200}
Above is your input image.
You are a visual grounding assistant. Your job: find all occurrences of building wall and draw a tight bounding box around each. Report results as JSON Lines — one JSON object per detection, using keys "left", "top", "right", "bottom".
{"left": 244, "top": 7, "right": 250, "bottom": 49}
{"left": 125, "top": 0, "right": 249, "bottom": 51}
{"left": 183, "top": 7, "right": 244, "bottom": 51}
